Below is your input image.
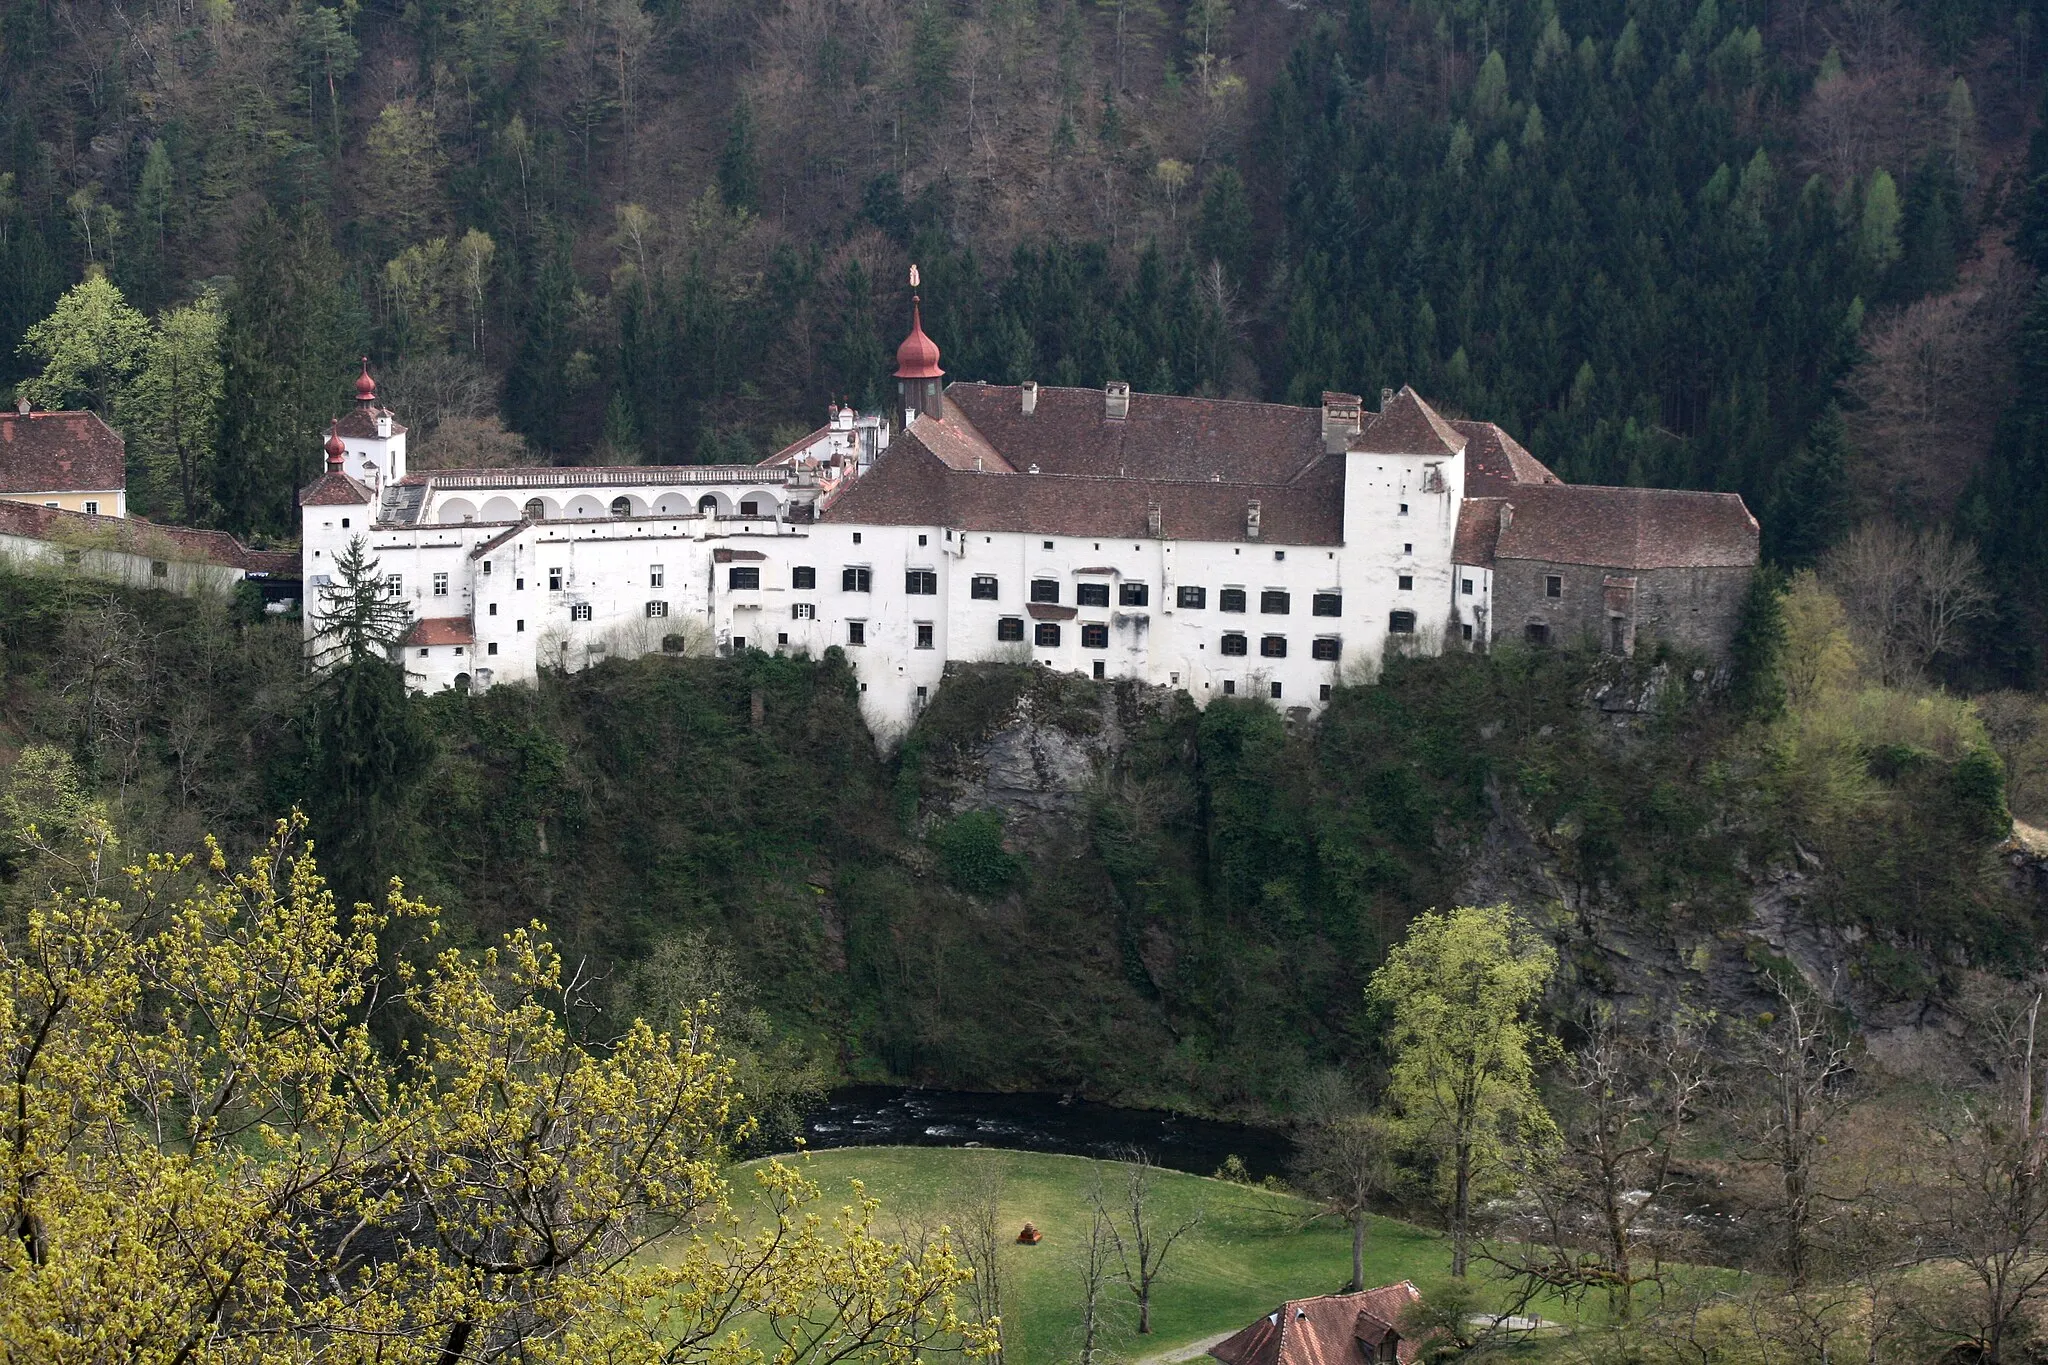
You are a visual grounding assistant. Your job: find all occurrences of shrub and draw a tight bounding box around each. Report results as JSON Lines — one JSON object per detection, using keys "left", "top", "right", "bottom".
{"left": 931, "top": 808, "right": 1022, "bottom": 896}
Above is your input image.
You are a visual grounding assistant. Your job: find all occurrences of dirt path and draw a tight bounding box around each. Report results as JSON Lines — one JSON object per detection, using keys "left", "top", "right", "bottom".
{"left": 1130, "top": 1331, "right": 1234, "bottom": 1365}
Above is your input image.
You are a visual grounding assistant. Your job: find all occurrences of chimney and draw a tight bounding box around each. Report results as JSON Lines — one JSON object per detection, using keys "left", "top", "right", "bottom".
{"left": 1146, "top": 502, "right": 1162, "bottom": 537}
{"left": 1104, "top": 380, "right": 1130, "bottom": 421}
{"left": 1321, "top": 391, "right": 1363, "bottom": 454}
{"left": 1380, "top": 387, "right": 1395, "bottom": 410}
{"left": 1246, "top": 499, "right": 1262, "bottom": 539}
{"left": 13, "top": 395, "right": 26, "bottom": 416}
{"left": 1500, "top": 503, "right": 1514, "bottom": 530}
{"left": 1021, "top": 380, "right": 1038, "bottom": 416}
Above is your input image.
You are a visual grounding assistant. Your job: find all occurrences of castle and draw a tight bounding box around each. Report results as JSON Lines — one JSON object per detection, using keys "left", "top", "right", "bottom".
{"left": 299, "top": 287, "right": 1759, "bottom": 736}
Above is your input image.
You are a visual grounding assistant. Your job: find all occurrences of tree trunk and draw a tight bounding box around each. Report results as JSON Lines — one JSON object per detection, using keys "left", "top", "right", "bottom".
{"left": 1451, "top": 1142, "right": 1471, "bottom": 1277}
{"left": 1138, "top": 1284, "right": 1152, "bottom": 1334}
{"left": 1351, "top": 1213, "right": 1366, "bottom": 1292}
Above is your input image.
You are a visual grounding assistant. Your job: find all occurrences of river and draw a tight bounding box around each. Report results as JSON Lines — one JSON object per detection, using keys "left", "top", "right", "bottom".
{"left": 800, "top": 1086, "right": 1294, "bottom": 1180}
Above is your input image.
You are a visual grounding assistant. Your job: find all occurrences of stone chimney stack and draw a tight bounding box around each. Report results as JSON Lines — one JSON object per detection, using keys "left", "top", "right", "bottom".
{"left": 1104, "top": 380, "right": 1130, "bottom": 420}
{"left": 14, "top": 395, "right": 27, "bottom": 416}
{"left": 1147, "top": 502, "right": 1162, "bottom": 537}
{"left": 1246, "top": 499, "right": 1262, "bottom": 539}
{"left": 1321, "top": 391, "right": 1363, "bottom": 454}
{"left": 1380, "top": 387, "right": 1394, "bottom": 410}
{"left": 1021, "top": 380, "right": 1038, "bottom": 416}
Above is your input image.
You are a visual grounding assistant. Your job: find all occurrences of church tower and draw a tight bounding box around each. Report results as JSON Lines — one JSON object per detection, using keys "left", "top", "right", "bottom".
{"left": 328, "top": 358, "right": 408, "bottom": 493}
{"left": 894, "top": 265, "right": 944, "bottom": 429}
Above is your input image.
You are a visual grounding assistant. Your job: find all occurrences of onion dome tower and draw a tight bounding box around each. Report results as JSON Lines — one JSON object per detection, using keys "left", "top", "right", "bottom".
{"left": 894, "top": 264, "right": 944, "bottom": 429}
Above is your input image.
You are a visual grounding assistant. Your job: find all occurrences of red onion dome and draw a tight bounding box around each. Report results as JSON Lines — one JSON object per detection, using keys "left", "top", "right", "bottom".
{"left": 894, "top": 299, "right": 944, "bottom": 380}
{"left": 325, "top": 420, "right": 347, "bottom": 468}
{"left": 354, "top": 357, "right": 377, "bottom": 404}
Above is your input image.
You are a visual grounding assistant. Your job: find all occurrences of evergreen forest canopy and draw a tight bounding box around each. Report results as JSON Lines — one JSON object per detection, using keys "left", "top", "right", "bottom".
{"left": 4, "top": 0, "right": 2048, "bottom": 667}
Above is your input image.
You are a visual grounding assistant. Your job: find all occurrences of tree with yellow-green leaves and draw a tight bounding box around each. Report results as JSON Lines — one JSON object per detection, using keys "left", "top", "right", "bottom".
{"left": 1368, "top": 903, "right": 1558, "bottom": 1277}
{"left": 0, "top": 815, "right": 994, "bottom": 1365}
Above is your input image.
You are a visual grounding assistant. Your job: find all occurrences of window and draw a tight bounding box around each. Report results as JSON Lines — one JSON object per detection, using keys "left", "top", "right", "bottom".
{"left": 1260, "top": 590, "right": 1291, "bottom": 614}
{"left": 1404, "top": 543, "right": 1412, "bottom": 554}
{"left": 916, "top": 623, "right": 935, "bottom": 649}
{"left": 1385, "top": 610, "right": 1417, "bottom": 635}
{"left": 1274, "top": 550, "right": 1287, "bottom": 562}
{"left": 917, "top": 684, "right": 929, "bottom": 701}
{"left": 611, "top": 496, "right": 632, "bottom": 517}
{"left": 516, "top": 577, "right": 525, "bottom": 590}
{"left": 433, "top": 572, "right": 449, "bottom": 597}
{"left": 1397, "top": 574, "right": 1413, "bottom": 591}
{"left": 1546, "top": 575, "right": 1563, "bottom": 599}
{"left": 453, "top": 646, "right": 464, "bottom": 656}
{"left": 418, "top": 648, "right": 430, "bottom": 658}
{"left": 793, "top": 603, "right": 816, "bottom": 619}
{"left": 730, "top": 567, "right": 761, "bottom": 590}
{"left": 906, "top": 569, "right": 938, "bottom": 595}
{"left": 1034, "top": 622, "right": 1062, "bottom": 647}
{"left": 971, "top": 575, "right": 998, "bottom": 600}
{"left": 1082, "top": 623, "right": 1109, "bottom": 648}
{"left": 1261, "top": 636, "right": 1288, "bottom": 658}
{"left": 1526, "top": 622, "right": 1551, "bottom": 645}
{"left": 1271, "top": 682, "right": 1284, "bottom": 699}
{"left": 732, "top": 636, "right": 747, "bottom": 651}
{"left": 483, "top": 561, "right": 493, "bottom": 575}
{"left": 1320, "top": 684, "right": 1332, "bottom": 700}
{"left": 340, "top": 517, "right": 349, "bottom": 528}
{"left": 516, "top": 619, "right": 525, "bottom": 631}
{"left": 650, "top": 564, "right": 665, "bottom": 587}
{"left": 740, "top": 500, "right": 760, "bottom": 517}
{"left": 698, "top": 495, "right": 718, "bottom": 516}
{"left": 1399, "top": 503, "right": 1409, "bottom": 515}
{"left": 1177, "top": 586, "right": 1206, "bottom": 609}
{"left": 548, "top": 568, "right": 563, "bottom": 591}
{"left": 793, "top": 566, "right": 816, "bottom": 589}
{"left": 1461, "top": 577, "right": 1474, "bottom": 595}
{"left": 1312, "top": 637, "right": 1341, "bottom": 661}
{"left": 1223, "top": 680, "right": 1236, "bottom": 695}
{"left": 1077, "top": 583, "right": 1110, "bottom": 607}
{"left": 1220, "top": 588, "right": 1247, "bottom": 613}
{"left": 842, "top": 567, "right": 872, "bottom": 592}
{"left": 1220, "top": 633, "right": 1249, "bottom": 656}
{"left": 1119, "top": 582, "right": 1149, "bottom": 606}
{"left": 1093, "top": 660, "right": 1106, "bottom": 679}
{"left": 779, "top": 633, "right": 789, "bottom": 645}
{"left": 151, "top": 560, "right": 167, "bottom": 578}
{"left": 570, "top": 603, "right": 593, "bottom": 622}
{"left": 1312, "top": 592, "right": 1341, "bottom": 617}
{"left": 488, "top": 643, "right": 499, "bottom": 655}
{"left": 1462, "top": 622, "right": 1474, "bottom": 641}
{"left": 82, "top": 501, "right": 97, "bottom": 515}
{"left": 525, "top": 499, "right": 546, "bottom": 521}
{"left": 847, "top": 621, "right": 866, "bottom": 646}
{"left": 853, "top": 532, "right": 863, "bottom": 544}
{"left": 388, "top": 576, "right": 404, "bottom": 598}
{"left": 488, "top": 603, "right": 497, "bottom": 616}
{"left": 646, "top": 600, "right": 669, "bottom": 618}
{"left": 997, "top": 617, "right": 1025, "bottom": 642}
{"left": 917, "top": 534, "right": 927, "bottom": 546}
{"left": 1030, "top": 579, "right": 1060, "bottom": 604}
{"left": 1042, "top": 540, "right": 1053, "bottom": 550}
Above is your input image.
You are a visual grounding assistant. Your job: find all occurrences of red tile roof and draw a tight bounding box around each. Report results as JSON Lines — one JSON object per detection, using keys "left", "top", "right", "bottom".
{"left": 0, "top": 499, "right": 282, "bottom": 572}
{"left": 1453, "top": 497, "right": 1505, "bottom": 568}
{"left": 943, "top": 383, "right": 1327, "bottom": 484}
{"left": 1454, "top": 420, "right": 1561, "bottom": 495}
{"left": 0, "top": 410, "right": 126, "bottom": 494}
{"left": 1353, "top": 387, "right": 1464, "bottom": 459}
{"left": 400, "top": 616, "right": 474, "bottom": 647}
{"left": 334, "top": 409, "right": 408, "bottom": 438}
{"left": 820, "top": 432, "right": 1344, "bottom": 545}
{"left": 1495, "top": 483, "right": 1759, "bottom": 569}
{"left": 1210, "top": 1285, "right": 1425, "bottom": 1365}
{"left": 299, "top": 471, "right": 377, "bottom": 506}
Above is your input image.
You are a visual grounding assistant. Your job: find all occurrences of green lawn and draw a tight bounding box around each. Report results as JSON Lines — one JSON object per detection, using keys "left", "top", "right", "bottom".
{"left": 748, "top": 1147, "right": 1456, "bottom": 1365}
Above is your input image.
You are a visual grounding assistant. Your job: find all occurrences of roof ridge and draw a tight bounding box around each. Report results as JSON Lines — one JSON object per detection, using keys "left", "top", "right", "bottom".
{"left": 951, "top": 381, "right": 1321, "bottom": 417}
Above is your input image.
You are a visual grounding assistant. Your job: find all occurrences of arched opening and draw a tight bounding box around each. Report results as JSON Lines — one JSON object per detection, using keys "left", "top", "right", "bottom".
{"left": 698, "top": 494, "right": 719, "bottom": 517}
{"left": 610, "top": 495, "right": 632, "bottom": 518}
{"left": 438, "top": 497, "right": 478, "bottom": 524}
{"left": 481, "top": 496, "right": 521, "bottom": 521}
{"left": 565, "top": 495, "right": 604, "bottom": 518}
{"left": 454, "top": 672, "right": 472, "bottom": 694}
{"left": 524, "top": 498, "right": 547, "bottom": 522}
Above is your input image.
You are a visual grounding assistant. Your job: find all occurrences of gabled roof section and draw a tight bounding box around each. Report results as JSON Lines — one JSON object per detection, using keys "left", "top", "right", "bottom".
{"left": 943, "top": 383, "right": 1326, "bottom": 484}
{"left": 1453, "top": 420, "right": 1561, "bottom": 496}
{"left": 1453, "top": 497, "right": 1505, "bottom": 568}
{"left": 1209, "top": 1284, "right": 1424, "bottom": 1365}
{"left": 400, "top": 616, "right": 474, "bottom": 647}
{"left": 299, "top": 471, "right": 377, "bottom": 506}
{"left": 1353, "top": 387, "right": 1464, "bottom": 459}
{"left": 908, "top": 410, "right": 1015, "bottom": 472}
{"left": 1495, "top": 484, "right": 1759, "bottom": 570}
{"left": 468, "top": 520, "right": 531, "bottom": 560}
{"left": 0, "top": 410, "right": 126, "bottom": 494}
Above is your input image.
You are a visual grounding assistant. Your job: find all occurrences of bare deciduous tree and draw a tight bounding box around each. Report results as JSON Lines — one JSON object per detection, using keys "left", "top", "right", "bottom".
{"left": 1821, "top": 521, "right": 1990, "bottom": 685}
{"left": 1095, "top": 1150, "right": 1200, "bottom": 1335}
{"left": 1744, "top": 974, "right": 1857, "bottom": 1287}
{"left": 1294, "top": 1072, "right": 1402, "bottom": 1293}
{"left": 954, "top": 1158, "right": 1007, "bottom": 1365}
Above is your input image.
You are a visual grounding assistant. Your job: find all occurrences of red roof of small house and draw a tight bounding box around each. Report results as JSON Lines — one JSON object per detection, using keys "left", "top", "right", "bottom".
{"left": 1210, "top": 1284, "right": 1425, "bottom": 1365}
{"left": 1352, "top": 387, "right": 1465, "bottom": 459}
{"left": 895, "top": 299, "right": 945, "bottom": 380}
{"left": 400, "top": 616, "right": 474, "bottom": 647}
{"left": 0, "top": 409, "right": 126, "bottom": 494}
{"left": 299, "top": 471, "right": 377, "bottom": 506}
